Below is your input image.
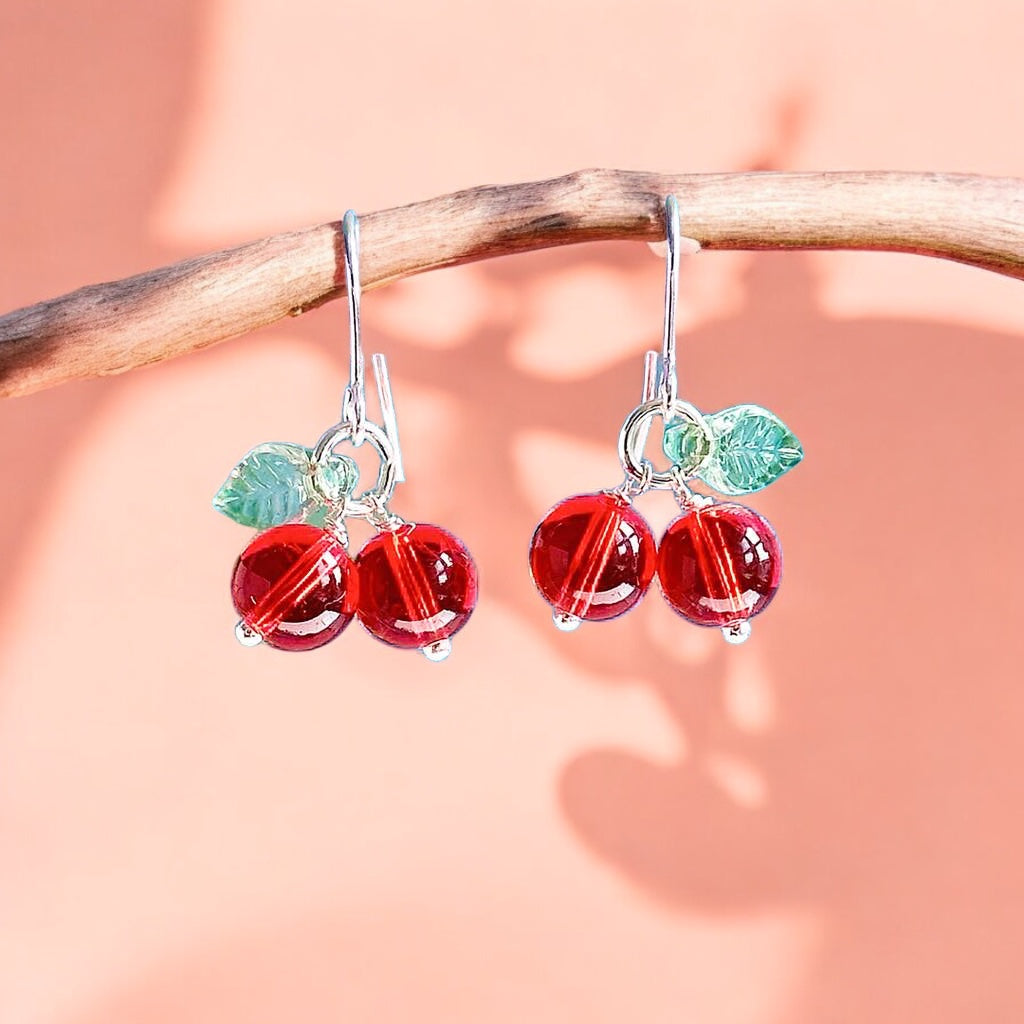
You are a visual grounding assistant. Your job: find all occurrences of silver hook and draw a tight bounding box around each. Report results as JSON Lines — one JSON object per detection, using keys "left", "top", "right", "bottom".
{"left": 338, "top": 209, "right": 405, "bottom": 482}
{"left": 659, "top": 194, "right": 681, "bottom": 418}
{"left": 341, "top": 209, "right": 366, "bottom": 444}
{"left": 630, "top": 197, "right": 700, "bottom": 464}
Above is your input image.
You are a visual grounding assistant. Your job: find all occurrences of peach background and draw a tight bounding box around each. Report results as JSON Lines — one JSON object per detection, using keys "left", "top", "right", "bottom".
{"left": 3, "top": 2, "right": 1024, "bottom": 1022}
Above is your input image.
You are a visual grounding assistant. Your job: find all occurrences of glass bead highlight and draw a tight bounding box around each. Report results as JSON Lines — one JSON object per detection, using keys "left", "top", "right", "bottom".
{"left": 529, "top": 491, "right": 656, "bottom": 622}
{"left": 355, "top": 523, "right": 478, "bottom": 650}
{"left": 657, "top": 502, "right": 782, "bottom": 628}
{"left": 231, "top": 522, "right": 357, "bottom": 651}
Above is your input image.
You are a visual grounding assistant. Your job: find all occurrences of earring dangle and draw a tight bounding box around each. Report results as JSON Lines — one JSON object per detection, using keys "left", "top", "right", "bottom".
{"left": 529, "top": 196, "right": 803, "bottom": 643}
{"left": 213, "top": 210, "right": 478, "bottom": 659}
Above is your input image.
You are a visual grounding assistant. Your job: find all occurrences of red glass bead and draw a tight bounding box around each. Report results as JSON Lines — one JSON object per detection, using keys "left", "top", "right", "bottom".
{"left": 355, "top": 523, "right": 478, "bottom": 650}
{"left": 231, "top": 522, "right": 357, "bottom": 651}
{"left": 657, "top": 503, "right": 782, "bottom": 628}
{"left": 529, "top": 491, "right": 656, "bottom": 622}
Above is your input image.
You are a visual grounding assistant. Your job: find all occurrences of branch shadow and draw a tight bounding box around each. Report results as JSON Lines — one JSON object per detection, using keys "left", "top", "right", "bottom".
{"left": 293, "top": 245, "right": 1024, "bottom": 1020}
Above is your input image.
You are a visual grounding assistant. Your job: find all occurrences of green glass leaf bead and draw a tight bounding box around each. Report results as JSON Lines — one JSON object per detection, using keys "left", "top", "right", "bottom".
{"left": 701, "top": 404, "right": 803, "bottom": 495}
{"left": 212, "top": 442, "right": 358, "bottom": 529}
{"left": 662, "top": 416, "right": 713, "bottom": 475}
{"left": 303, "top": 503, "right": 332, "bottom": 528}
{"left": 213, "top": 442, "right": 309, "bottom": 528}
{"left": 312, "top": 448, "right": 359, "bottom": 503}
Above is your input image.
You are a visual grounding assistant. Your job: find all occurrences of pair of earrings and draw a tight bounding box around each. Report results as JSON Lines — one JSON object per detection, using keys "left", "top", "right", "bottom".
{"left": 214, "top": 199, "right": 803, "bottom": 658}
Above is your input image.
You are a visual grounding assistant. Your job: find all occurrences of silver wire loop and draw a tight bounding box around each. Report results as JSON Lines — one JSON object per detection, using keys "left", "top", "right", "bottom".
{"left": 311, "top": 418, "right": 399, "bottom": 516}
{"left": 659, "top": 194, "right": 681, "bottom": 418}
{"left": 611, "top": 459, "right": 653, "bottom": 500}
{"left": 341, "top": 209, "right": 366, "bottom": 445}
{"left": 617, "top": 397, "right": 714, "bottom": 491}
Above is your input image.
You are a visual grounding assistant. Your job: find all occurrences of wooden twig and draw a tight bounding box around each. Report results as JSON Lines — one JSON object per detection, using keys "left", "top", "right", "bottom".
{"left": 3, "top": 169, "right": 1023, "bottom": 398}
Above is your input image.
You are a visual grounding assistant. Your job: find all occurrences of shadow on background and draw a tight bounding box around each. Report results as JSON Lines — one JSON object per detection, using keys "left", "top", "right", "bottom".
{"left": 554, "top": 254, "right": 1024, "bottom": 1020}
{"left": 57, "top": 248, "right": 1024, "bottom": 1023}
{"left": 298, "top": 245, "right": 1024, "bottom": 1021}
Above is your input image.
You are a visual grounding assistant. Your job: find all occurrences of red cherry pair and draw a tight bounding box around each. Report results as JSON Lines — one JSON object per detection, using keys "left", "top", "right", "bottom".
{"left": 231, "top": 520, "right": 478, "bottom": 658}
{"left": 529, "top": 491, "right": 781, "bottom": 639}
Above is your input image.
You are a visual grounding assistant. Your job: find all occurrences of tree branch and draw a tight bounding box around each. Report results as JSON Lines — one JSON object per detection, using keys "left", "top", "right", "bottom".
{"left": 3, "top": 169, "right": 1023, "bottom": 398}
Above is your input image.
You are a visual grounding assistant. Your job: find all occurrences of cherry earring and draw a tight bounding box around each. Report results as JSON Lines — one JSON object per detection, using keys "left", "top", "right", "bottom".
{"left": 215, "top": 210, "right": 478, "bottom": 659}
{"left": 529, "top": 195, "right": 801, "bottom": 643}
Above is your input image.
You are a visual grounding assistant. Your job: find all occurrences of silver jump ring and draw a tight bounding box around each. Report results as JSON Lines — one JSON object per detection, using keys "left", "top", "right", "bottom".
{"left": 617, "top": 397, "right": 714, "bottom": 490}
{"left": 311, "top": 418, "right": 398, "bottom": 515}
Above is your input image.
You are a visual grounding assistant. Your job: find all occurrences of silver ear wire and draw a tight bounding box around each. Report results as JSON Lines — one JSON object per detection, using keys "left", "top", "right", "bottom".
{"left": 339, "top": 210, "right": 405, "bottom": 481}
{"left": 636, "top": 194, "right": 682, "bottom": 452}
{"left": 658, "top": 194, "right": 681, "bottom": 419}
{"left": 615, "top": 197, "right": 707, "bottom": 497}
{"left": 341, "top": 209, "right": 366, "bottom": 445}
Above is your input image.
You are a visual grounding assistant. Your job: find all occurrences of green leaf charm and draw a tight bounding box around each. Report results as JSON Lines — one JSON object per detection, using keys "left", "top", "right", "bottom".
{"left": 662, "top": 416, "right": 712, "bottom": 475}
{"left": 212, "top": 442, "right": 358, "bottom": 529}
{"left": 701, "top": 405, "right": 803, "bottom": 494}
{"left": 302, "top": 503, "right": 333, "bottom": 528}
{"left": 662, "top": 404, "right": 803, "bottom": 495}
